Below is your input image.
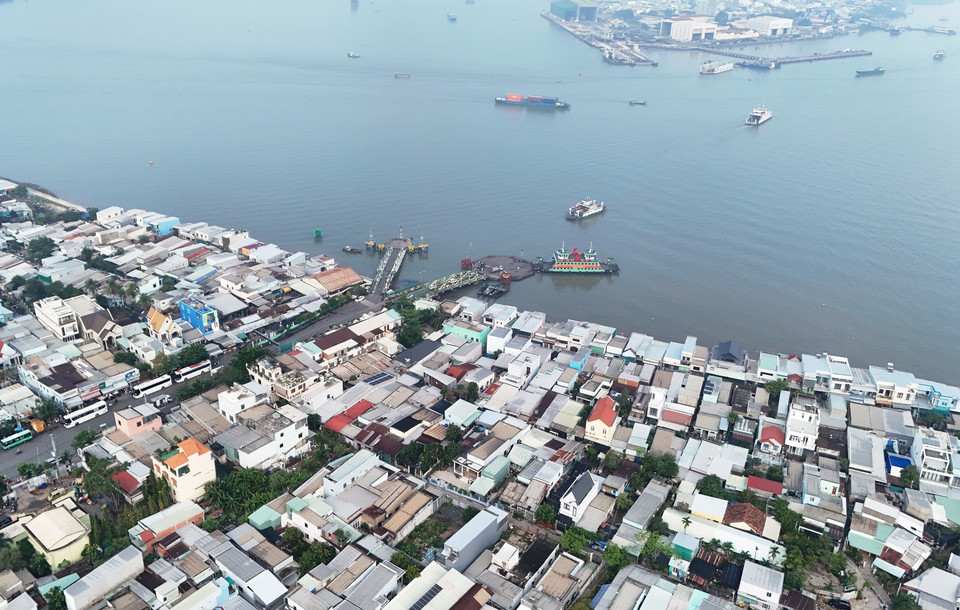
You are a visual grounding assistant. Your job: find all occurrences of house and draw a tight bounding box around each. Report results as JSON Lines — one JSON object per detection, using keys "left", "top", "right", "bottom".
{"left": 177, "top": 297, "right": 220, "bottom": 335}
{"left": 747, "top": 476, "right": 783, "bottom": 498}
{"left": 33, "top": 296, "right": 82, "bottom": 341}
{"left": 128, "top": 501, "right": 205, "bottom": 553}
{"left": 559, "top": 472, "right": 602, "bottom": 525}
{"left": 64, "top": 546, "right": 144, "bottom": 610}
{"left": 758, "top": 425, "right": 785, "bottom": 456}
{"left": 114, "top": 405, "right": 162, "bottom": 438}
{"left": 23, "top": 504, "right": 90, "bottom": 568}
{"left": 785, "top": 398, "right": 819, "bottom": 456}
{"left": 909, "top": 428, "right": 960, "bottom": 488}
{"left": 903, "top": 566, "right": 960, "bottom": 610}
{"left": 723, "top": 502, "right": 768, "bottom": 536}
{"left": 145, "top": 307, "right": 182, "bottom": 344}
{"left": 737, "top": 560, "right": 784, "bottom": 610}
{"left": 152, "top": 438, "right": 216, "bottom": 502}
{"left": 585, "top": 396, "right": 619, "bottom": 446}
{"left": 442, "top": 506, "right": 509, "bottom": 572}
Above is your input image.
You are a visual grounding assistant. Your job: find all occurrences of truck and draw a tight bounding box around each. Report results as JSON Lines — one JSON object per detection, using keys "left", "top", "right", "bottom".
{"left": 28, "top": 419, "right": 45, "bottom": 434}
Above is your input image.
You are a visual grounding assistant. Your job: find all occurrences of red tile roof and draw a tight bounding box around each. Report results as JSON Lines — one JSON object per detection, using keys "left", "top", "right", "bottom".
{"left": 111, "top": 471, "right": 142, "bottom": 494}
{"left": 747, "top": 475, "right": 783, "bottom": 495}
{"left": 311, "top": 267, "right": 364, "bottom": 292}
{"left": 588, "top": 396, "right": 617, "bottom": 427}
{"left": 723, "top": 502, "right": 767, "bottom": 535}
{"left": 760, "top": 426, "right": 785, "bottom": 445}
{"left": 663, "top": 409, "right": 693, "bottom": 425}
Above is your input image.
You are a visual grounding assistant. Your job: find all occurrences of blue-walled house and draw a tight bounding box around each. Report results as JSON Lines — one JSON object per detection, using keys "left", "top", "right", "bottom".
{"left": 178, "top": 297, "right": 219, "bottom": 335}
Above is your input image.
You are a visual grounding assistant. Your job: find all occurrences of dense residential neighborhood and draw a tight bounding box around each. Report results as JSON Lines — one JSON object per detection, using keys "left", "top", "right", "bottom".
{"left": 1, "top": 181, "right": 959, "bottom": 610}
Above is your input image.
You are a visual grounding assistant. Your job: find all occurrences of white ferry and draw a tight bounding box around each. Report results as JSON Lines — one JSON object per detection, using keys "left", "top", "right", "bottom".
{"left": 745, "top": 106, "right": 773, "bottom": 126}
{"left": 567, "top": 199, "right": 605, "bottom": 220}
{"left": 700, "top": 60, "right": 735, "bottom": 75}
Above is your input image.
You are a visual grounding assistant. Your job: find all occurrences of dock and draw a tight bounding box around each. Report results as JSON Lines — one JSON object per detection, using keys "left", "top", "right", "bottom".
{"left": 384, "top": 270, "right": 484, "bottom": 301}
{"left": 541, "top": 13, "right": 658, "bottom": 66}
{"left": 683, "top": 46, "right": 872, "bottom": 68}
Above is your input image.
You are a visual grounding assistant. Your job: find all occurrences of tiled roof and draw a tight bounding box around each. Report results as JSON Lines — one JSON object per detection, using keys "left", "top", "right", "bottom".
{"left": 587, "top": 396, "right": 617, "bottom": 427}
{"left": 723, "top": 502, "right": 766, "bottom": 535}
{"left": 178, "top": 437, "right": 211, "bottom": 457}
{"left": 112, "top": 471, "right": 142, "bottom": 494}
{"left": 311, "top": 267, "right": 363, "bottom": 292}
{"left": 760, "top": 426, "right": 785, "bottom": 445}
{"left": 325, "top": 415, "right": 352, "bottom": 432}
{"left": 345, "top": 399, "right": 374, "bottom": 419}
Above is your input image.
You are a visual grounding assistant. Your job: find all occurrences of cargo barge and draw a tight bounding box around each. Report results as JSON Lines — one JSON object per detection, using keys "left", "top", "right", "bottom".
{"left": 495, "top": 94, "right": 570, "bottom": 109}
{"left": 536, "top": 244, "right": 619, "bottom": 274}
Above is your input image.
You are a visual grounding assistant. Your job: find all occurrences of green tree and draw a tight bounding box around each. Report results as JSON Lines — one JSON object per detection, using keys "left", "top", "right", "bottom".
{"left": 635, "top": 530, "right": 676, "bottom": 562}
{"left": 465, "top": 382, "right": 480, "bottom": 403}
{"left": 783, "top": 569, "right": 805, "bottom": 591}
{"left": 45, "top": 587, "right": 67, "bottom": 610}
{"left": 603, "top": 451, "right": 624, "bottom": 472}
{"left": 83, "top": 278, "right": 99, "bottom": 296}
{"left": 32, "top": 398, "right": 61, "bottom": 422}
{"left": 681, "top": 516, "right": 692, "bottom": 532}
{"left": 615, "top": 494, "right": 634, "bottom": 511}
{"left": 113, "top": 351, "right": 140, "bottom": 366}
{"left": 26, "top": 236, "right": 56, "bottom": 261}
{"left": 900, "top": 465, "right": 920, "bottom": 490}
{"left": 765, "top": 379, "right": 789, "bottom": 399}
{"left": 461, "top": 507, "right": 480, "bottom": 523}
{"left": 727, "top": 412, "right": 740, "bottom": 426}
{"left": 535, "top": 503, "right": 557, "bottom": 525}
{"left": 10, "top": 185, "right": 28, "bottom": 199}
{"left": 766, "top": 465, "right": 784, "bottom": 483}
{"left": 560, "top": 527, "right": 590, "bottom": 554}
{"left": 695, "top": 474, "right": 730, "bottom": 500}
{"left": 445, "top": 424, "right": 464, "bottom": 444}
{"left": 17, "top": 463, "right": 41, "bottom": 478}
{"left": 71, "top": 428, "right": 99, "bottom": 449}
{"left": 890, "top": 593, "right": 922, "bottom": 610}
{"left": 604, "top": 542, "right": 630, "bottom": 571}
{"left": 714, "top": 10, "right": 729, "bottom": 24}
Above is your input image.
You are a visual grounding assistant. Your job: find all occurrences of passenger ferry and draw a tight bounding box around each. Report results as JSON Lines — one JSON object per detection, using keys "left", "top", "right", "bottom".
{"left": 745, "top": 106, "right": 773, "bottom": 126}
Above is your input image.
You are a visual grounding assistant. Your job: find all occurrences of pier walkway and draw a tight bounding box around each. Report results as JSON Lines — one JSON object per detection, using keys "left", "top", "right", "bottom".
{"left": 370, "top": 238, "right": 409, "bottom": 302}
{"left": 683, "top": 46, "right": 872, "bottom": 67}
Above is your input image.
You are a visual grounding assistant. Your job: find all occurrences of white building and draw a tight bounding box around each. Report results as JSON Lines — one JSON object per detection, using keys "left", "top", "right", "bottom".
{"left": 785, "top": 398, "right": 819, "bottom": 456}
{"left": 33, "top": 296, "right": 81, "bottom": 341}
{"left": 660, "top": 16, "right": 717, "bottom": 41}
{"left": 323, "top": 450, "right": 383, "bottom": 498}
{"left": 736, "top": 16, "right": 792, "bottom": 36}
{"left": 151, "top": 438, "right": 216, "bottom": 503}
{"left": 218, "top": 382, "right": 269, "bottom": 423}
{"left": 737, "top": 560, "right": 784, "bottom": 610}
{"left": 910, "top": 428, "right": 960, "bottom": 488}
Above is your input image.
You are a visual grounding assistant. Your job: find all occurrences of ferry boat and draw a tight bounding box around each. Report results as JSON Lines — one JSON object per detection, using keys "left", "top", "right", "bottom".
{"left": 935, "top": 49, "right": 945, "bottom": 60}
{"left": 745, "top": 106, "right": 773, "bottom": 126}
{"left": 887, "top": 26, "right": 904, "bottom": 35}
{"left": 447, "top": 12, "right": 457, "bottom": 22}
{"left": 567, "top": 199, "right": 605, "bottom": 220}
{"left": 495, "top": 94, "right": 570, "bottom": 109}
{"left": 347, "top": 51, "right": 360, "bottom": 58}
{"left": 629, "top": 99, "right": 647, "bottom": 105}
{"left": 536, "top": 244, "right": 619, "bottom": 274}
{"left": 700, "top": 60, "right": 735, "bottom": 75}
{"left": 856, "top": 66, "right": 885, "bottom": 76}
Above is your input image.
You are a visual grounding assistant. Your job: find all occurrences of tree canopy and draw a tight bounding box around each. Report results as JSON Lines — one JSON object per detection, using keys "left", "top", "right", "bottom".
{"left": 26, "top": 236, "right": 56, "bottom": 261}
{"left": 900, "top": 465, "right": 920, "bottom": 489}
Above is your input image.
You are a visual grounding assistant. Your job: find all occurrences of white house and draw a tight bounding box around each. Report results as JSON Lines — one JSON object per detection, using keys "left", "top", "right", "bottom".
{"left": 737, "top": 560, "right": 784, "bottom": 610}
{"left": 585, "top": 396, "right": 619, "bottom": 446}
{"left": 785, "top": 398, "right": 819, "bottom": 456}
{"left": 559, "top": 472, "right": 602, "bottom": 525}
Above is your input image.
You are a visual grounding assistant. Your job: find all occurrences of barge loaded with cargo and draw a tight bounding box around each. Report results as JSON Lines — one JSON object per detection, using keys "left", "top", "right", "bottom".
{"left": 495, "top": 94, "right": 570, "bottom": 109}
{"left": 536, "top": 243, "right": 619, "bottom": 274}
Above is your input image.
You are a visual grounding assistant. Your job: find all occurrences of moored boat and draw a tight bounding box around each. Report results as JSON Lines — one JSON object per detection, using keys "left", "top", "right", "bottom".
{"left": 856, "top": 66, "right": 885, "bottom": 76}
{"left": 536, "top": 243, "right": 619, "bottom": 274}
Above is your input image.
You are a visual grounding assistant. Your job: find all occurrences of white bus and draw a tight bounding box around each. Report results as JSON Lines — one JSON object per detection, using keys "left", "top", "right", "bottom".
{"left": 63, "top": 400, "right": 108, "bottom": 428}
{"left": 173, "top": 359, "right": 212, "bottom": 382}
{"left": 131, "top": 375, "right": 173, "bottom": 399}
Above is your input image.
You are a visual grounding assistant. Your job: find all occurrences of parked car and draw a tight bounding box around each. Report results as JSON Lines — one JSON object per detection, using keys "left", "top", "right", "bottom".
{"left": 827, "top": 599, "right": 851, "bottom": 610}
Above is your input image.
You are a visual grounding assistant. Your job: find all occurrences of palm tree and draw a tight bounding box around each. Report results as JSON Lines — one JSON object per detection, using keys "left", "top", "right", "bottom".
{"left": 769, "top": 546, "right": 781, "bottom": 563}
{"left": 682, "top": 516, "right": 692, "bottom": 532}
{"left": 106, "top": 278, "right": 121, "bottom": 297}
{"left": 136, "top": 294, "right": 153, "bottom": 312}
{"left": 83, "top": 278, "right": 98, "bottom": 296}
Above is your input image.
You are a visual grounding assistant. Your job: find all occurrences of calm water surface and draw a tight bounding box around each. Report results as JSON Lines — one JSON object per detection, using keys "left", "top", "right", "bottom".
{"left": 0, "top": 0, "right": 958, "bottom": 382}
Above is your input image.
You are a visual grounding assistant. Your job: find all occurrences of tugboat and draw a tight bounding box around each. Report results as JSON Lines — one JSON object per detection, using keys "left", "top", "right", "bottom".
{"left": 347, "top": 51, "right": 360, "bottom": 58}
{"left": 342, "top": 246, "right": 362, "bottom": 254}
{"left": 856, "top": 66, "right": 885, "bottom": 76}
{"left": 935, "top": 49, "right": 945, "bottom": 60}
{"left": 745, "top": 106, "right": 773, "bottom": 126}
{"left": 536, "top": 243, "right": 619, "bottom": 274}
{"left": 567, "top": 199, "right": 605, "bottom": 220}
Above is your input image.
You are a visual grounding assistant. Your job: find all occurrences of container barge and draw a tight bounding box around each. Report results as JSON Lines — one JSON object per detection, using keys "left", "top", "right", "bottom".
{"left": 495, "top": 94, "right": 570, "bottom": 109}
{"left": 536, "top": 244, "right": 619, "bottom": 274}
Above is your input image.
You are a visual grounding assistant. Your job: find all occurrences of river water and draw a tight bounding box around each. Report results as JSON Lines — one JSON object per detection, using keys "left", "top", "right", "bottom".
{"left": 0, "top": 0, "right": 957, "bottom": 383}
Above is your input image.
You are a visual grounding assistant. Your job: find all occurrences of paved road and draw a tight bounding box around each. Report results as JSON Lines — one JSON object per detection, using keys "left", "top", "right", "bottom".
{"left": 277, "top": 299, "right": 380, "bottom": 347}
{"left": 0, "top": 369, "right": 217, "bottom": 482}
